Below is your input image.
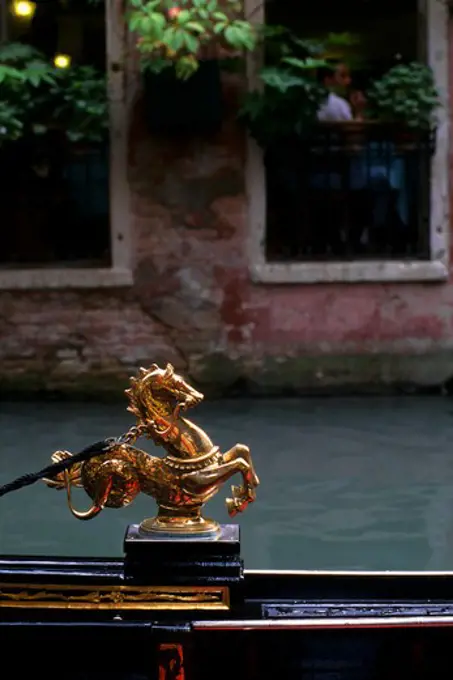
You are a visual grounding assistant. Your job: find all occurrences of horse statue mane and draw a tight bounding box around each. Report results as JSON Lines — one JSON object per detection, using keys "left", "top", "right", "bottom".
{"left": 125, "top": 363, "right": 203, "bottom": 430}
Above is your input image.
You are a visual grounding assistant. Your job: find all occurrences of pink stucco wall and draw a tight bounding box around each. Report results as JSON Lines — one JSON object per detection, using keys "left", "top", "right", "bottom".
{"left": 1, "top": 54, "right": 453, "bottom": 396}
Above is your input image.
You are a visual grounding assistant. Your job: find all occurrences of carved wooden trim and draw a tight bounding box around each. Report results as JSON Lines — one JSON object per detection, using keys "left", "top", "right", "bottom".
{"left": 0, "top": 583, "right": 230, "bottom": 611}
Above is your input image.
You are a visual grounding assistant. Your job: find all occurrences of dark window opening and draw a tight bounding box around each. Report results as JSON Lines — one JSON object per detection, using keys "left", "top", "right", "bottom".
{"left": 0, "top": 0, "right": 110, "bottom": 269}
{"left": 263, "top": 0, "right": 431, "bottom": 263}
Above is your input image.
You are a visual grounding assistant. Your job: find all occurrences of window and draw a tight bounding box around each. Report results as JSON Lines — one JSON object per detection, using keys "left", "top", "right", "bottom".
{"left": 0, "top": 0, "right": 131, "bottom": 288}
{"left": 246, "top": 0, "right": 449, "bottom": 283}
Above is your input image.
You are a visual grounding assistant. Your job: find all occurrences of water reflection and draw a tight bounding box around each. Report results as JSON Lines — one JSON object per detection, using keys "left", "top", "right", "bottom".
{"left": 1, "top": 396, "right": 453, "bottom": 570}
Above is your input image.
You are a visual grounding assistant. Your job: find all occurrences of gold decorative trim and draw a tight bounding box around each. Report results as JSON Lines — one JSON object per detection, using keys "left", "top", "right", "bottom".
{"left": 0, "top": 583, "right": 230, "bottom": 611}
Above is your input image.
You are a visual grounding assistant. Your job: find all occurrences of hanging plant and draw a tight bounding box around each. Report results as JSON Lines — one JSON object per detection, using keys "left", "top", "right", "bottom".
{"left": 50, "top": 66, "right": 109, "bottom": 143}
{"left": 366, "top": 62, "right": 441, "bottom": 130}
{"left": 238, "top": 28, "right": 330, "bottom": 148}
{"left": 0, "top": 42, "right": 56, "bottom": 143}
{"left": 0, "top": 42, "right": 108, "bottom": 146}
{"left": 126, "top": 0, "right": 258, "bottom": 79}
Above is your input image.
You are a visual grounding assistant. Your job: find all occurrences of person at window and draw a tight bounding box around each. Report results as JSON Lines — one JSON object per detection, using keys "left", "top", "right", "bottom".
{"left": 309, "top": 61, "right": 366, "bottom": 254}
{"left": 317, "top": 61, "right": 366, "bottom": 122}
{"left": 312, "top": 60, "right": 408, "bottom": 254}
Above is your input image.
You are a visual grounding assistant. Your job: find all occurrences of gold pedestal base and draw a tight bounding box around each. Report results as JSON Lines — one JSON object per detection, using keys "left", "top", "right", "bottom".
{"left": 139, "top": 505, "right": 221, "bottom": 539}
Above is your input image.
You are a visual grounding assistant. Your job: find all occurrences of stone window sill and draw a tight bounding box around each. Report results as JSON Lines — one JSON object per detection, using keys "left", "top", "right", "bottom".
{"left": 251, "top": 260, "right": 448, "bottom": 284}
{"left": 0, "top": 267, "right": 133, "bottom": 290}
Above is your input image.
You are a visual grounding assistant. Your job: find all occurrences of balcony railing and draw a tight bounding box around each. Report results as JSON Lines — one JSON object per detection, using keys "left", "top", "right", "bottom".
{"left": 265, "top": 122, "right": 434, "bottom": 262}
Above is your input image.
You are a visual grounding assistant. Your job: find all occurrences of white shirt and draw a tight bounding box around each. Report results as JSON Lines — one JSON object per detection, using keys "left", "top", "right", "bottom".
{"left": 317, "top": 92, "right": 353, "bottom": 122}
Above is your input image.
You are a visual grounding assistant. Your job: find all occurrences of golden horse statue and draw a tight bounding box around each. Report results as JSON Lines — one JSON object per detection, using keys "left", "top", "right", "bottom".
{"left": 43, "top": 363, "right": 259, "bottom": 537}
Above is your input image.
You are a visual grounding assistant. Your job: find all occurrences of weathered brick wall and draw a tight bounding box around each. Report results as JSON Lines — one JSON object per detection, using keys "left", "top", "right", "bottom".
{"left": 0, "top": 73, "right": 254, "bottom": 396}
{"left": 2, "top": 68, "right": 453, "bottom": 396}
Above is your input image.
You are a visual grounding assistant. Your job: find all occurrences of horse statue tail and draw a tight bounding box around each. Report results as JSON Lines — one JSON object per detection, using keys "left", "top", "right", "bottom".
{"left": 63, "top": 470, "right": 108, "bottom": 521}
{"left": 43, "top": 450, "right": 107, "bottom": 520}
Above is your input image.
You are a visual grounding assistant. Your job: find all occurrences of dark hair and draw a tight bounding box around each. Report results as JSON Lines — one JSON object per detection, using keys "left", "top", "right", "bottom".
{"left": 317, "top": 59, "right": 342, "bottom": 83}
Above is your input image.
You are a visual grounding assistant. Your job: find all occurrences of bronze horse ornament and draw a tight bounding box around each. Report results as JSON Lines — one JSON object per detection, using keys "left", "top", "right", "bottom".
{"left": 43, "top": 363, "right": 259, "bottom": 537}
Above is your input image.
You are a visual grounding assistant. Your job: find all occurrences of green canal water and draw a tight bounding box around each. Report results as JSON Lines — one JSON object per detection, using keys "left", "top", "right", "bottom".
{"left": 1, "top": 396, "right": 453, "bottom": 571}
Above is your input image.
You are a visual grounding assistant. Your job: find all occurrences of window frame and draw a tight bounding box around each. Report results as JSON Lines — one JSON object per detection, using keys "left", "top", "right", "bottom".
{"left": 0, "top": 0, "right": 133, "bottom": 290}
{"left": 245, "top": 0, "right": 450, "bottom": 284}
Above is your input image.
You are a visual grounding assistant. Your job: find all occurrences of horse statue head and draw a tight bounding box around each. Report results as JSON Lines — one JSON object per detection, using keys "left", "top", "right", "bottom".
{"left": 125, "top": 363, "right": 204, "bottom": 425}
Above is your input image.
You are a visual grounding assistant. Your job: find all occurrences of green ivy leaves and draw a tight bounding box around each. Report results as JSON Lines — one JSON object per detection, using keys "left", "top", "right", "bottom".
{"left": 127, "top": 0, "right": 257, "bottom": 79}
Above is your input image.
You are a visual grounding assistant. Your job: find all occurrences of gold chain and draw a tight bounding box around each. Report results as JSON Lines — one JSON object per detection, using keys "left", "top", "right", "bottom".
{"left": 118, "top": 422, "right": 151, "bottom": 445}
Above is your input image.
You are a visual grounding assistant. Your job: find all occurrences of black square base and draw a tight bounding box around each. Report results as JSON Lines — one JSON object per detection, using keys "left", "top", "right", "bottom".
{"left": 124, "top": 523, "right": 243, "bottom": 592}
